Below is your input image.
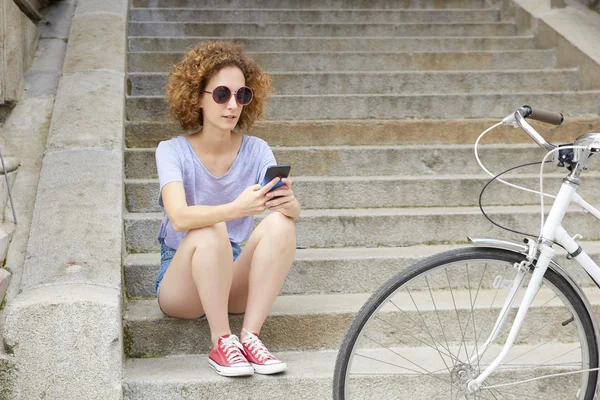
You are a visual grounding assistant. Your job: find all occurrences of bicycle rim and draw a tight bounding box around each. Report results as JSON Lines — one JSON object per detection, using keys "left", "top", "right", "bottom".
{"left": 334, "top": 248, "right": 598, "bottom": 400}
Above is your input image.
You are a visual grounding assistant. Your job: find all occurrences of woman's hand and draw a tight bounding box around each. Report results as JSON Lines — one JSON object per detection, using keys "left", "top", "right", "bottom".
{"left": 265, "top": 178, "right": 301, "bottom": 221}
{"left": 233, "top": 178, "right": 280, "bottom": 217}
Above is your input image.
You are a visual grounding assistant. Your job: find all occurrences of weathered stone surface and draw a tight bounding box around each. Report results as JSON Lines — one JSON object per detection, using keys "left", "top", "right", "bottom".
{"left": 1, "top": 1, "right": 125, "bottom": 400}
{"left": 3, "top": 285, "right": 122, "bottom": 400}
{"left": 128, "top": 36, "right": 537, "bottom": 53}
{"left": 23, "top": 38, "right": 67, "bottom": 98}
{"left": 123, "top": 144, "right": 560, "bottom": 179}
{"left": 124, "top": 118, "right": 600, "bottom": 148}
{"left": 514, "top": 0, "right": 600, "bottom": 90}
{"left": 21, "top": 11, "right": 39, "bottom": 70}
{"left": 129, "top": 21, "right": 517, "bottom": 37}
{"left": 25, "top": 37, "right": 67, "bottom": 73}
{"left": 2, "top": 0, "right": 26, "bottom": 102}
{"left": 130, "top": 8, "right": 501, "bottom": 23}
{"left": 125, "top": 173, "right": 600, "bottom": 213}
{"left": 19, "top": 149, "right": 123, "bottom": 291}
{"left": 129, "top": 69, "right": 580, "bottom": 96}
{"left": 0, "top": 224, "right": 14, "bottom": 266}
{"left": 125, "top": 288, "right": 600, "bottom": 356}
{"left": 124, "top": 242, "right": 600, "bottom": 298}
{"left": 0, "top": 268, "right": 11, "bottom": 303}
{"left": 63, "top": 13, "right": 126, "bottom": 73}
{"left": 125, "top": 207, "right": 600, "bottom": 252}
{"left": 38, "top": 0, "right": 76, "bottom": 39}
{"left": 0, "top": 353, "right": 16, "bottom": 400}
{"left": 46, "top": 71, "right": 124, "bottom": 152}
{"left": 132, "top": 0, "right": 489, "bottom": 8}
{"left": 128, "top": 49, "right": 556, "bottom": 73}
{"left": 126, "top": 91, "right": 600, "bottom": 121}
{"left": 122, "top": 347, "right": 584, "bottom": 400}
{"left": 75, "top": 0, "right": 128, "bottom": 15}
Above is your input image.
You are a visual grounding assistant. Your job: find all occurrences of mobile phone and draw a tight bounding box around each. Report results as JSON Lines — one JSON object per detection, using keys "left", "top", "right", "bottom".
{"left": 261, "top": 164, "right": 291, "bottom": 192}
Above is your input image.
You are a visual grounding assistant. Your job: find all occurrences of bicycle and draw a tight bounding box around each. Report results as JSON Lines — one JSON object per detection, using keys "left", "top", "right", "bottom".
{"left": 333, "top": 106, "right": 600, "bottom": 399}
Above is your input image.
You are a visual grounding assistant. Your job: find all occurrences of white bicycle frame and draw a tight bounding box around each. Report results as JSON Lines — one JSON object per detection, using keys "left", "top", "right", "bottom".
{"left": 466, "top": 110, "right": 600, "bottom": 392}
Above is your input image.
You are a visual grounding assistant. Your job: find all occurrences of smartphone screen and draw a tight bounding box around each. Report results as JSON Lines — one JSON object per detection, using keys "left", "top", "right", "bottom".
{"left": 261, "top": 164, "right": 291, "bottom": 191}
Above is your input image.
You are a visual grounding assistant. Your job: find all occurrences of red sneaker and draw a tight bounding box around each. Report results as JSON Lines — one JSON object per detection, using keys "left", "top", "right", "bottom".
{"left": 208, "top": 334, "right": 254, "bottom": 377}
{"left": 241, "top": 329, "right": 287, "bottom": 375}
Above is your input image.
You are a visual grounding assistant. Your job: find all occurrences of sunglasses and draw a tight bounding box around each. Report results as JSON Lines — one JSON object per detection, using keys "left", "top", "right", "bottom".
{"left": 203, "top": 85, "right": 253, "bottom": 106}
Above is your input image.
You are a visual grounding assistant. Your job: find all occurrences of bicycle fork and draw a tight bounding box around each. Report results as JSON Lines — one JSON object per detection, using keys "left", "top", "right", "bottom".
{"left": 466, "top": 243, "right": 556, "bottom": 392}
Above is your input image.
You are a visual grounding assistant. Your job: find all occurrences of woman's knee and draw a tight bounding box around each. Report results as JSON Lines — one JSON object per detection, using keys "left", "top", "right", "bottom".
{"left": 262, "top": 212, "right": 296, "bottom": 240}
{"left": 184, "top": 222, "right": 230, "bottom": 249}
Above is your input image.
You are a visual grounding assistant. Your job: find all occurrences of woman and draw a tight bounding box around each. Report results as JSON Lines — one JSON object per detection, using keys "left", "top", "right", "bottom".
{"left": 154, "top": 41, "right": 300, "bottom": 377}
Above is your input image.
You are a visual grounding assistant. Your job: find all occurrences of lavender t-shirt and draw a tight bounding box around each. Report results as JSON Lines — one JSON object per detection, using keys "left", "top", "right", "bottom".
{"left": 155, "top": 135, "right": 276, "bottom": 250}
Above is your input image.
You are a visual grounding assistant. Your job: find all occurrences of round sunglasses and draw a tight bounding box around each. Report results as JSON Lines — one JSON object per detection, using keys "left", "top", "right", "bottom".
{"left": 202, "top": 85, "right": 253, "bottom": 106}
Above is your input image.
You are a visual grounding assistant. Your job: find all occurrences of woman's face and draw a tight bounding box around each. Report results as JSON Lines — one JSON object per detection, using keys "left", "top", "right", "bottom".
{"left": 200, "top": 66, "right": 247, "bottom": 132}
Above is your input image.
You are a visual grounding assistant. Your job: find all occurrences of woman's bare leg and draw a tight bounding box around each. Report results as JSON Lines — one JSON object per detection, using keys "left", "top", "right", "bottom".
{"left": 157, "top": 222, "right": 234, "bottom": 347}
{"left": 227, "top": 212, "right": 296, "bottom": 340}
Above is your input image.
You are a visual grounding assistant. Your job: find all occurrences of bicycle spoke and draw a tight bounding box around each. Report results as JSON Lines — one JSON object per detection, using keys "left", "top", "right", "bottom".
{"left": 456, "top": 264, "right": 484, "bottom": 370}
{"left": 374, "top": 314, "right": 461, "bottom": 364}
{"left": 406, "top": 287, "right": 452, "bottom": 373}
{"left": 352, "top": 351, "right": 452, "bottom": 385}
{"left": 357, "top": 334, "right": 452, "bottom": 384}
{"left": 491, "top": 388, "right": 550, "bottom": 399}
{"left": 527, "top": 346, "right": 581, "bottom": 370}
{"left": 486, "top": 389, "right": 500, "bottom": 400}
{"left": 453, "top": 386, "right": 461, "bottom": 400}
{"left": 446, "top": 268, "right": 469, "bottom": 363}
{"left": 426, "top": 275, "right": 456, "bottom": 369}
{"left": 504, "top": 341, "right": 551, "bottom": 365}
{"left": 468, "top": 264, "right": 487, "bottom": 374}
{"left": 430, "top": 385, "right": 455, "bottom": 400}
{"left": 489, "top": 388, "right": 509, "bottom": 400}
{"left": 387, "top": 299, "right": 460, "bottom": 360}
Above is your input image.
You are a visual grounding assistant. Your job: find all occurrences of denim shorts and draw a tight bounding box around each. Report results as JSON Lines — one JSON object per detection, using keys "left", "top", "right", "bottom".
{"left": 154, "top": 240, "right": 243, "bottom": 298}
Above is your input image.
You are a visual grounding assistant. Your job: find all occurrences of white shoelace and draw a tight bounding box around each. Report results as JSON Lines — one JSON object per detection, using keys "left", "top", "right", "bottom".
{"left": 220, "top": 335, "right": 247, "bottom": 365}
{"left": 242, "top": 330, "right": 275, "bottom": 363}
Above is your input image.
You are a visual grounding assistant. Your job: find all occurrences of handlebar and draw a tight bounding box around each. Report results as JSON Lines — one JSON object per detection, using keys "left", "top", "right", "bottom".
{"left": 502, "top": 106, "right": 599, "bottom": 171}
{"left": 502, "top": 105, "right": 562, "bottom": 152}
{"left": 521, "top": 105, "right": 564, "bottom": 126}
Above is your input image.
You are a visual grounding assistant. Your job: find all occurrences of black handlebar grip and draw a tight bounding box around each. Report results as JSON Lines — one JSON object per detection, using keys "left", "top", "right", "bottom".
{"left": 522, "top": 105, "right": 564, "bottom": 126}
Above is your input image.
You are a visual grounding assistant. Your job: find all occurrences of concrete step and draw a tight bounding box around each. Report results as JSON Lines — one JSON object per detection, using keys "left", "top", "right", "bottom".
{"left": 127, "top": 49, "right": 555, "bottom": 73}
{"left": 129, "top": 8, "right": 502, "bottom": 23}
{"left": 128, "top": 21, "right": 518, "bottom": 38}
{"left": 124, "top": 173, "right": 600, "bottom": 213}
{"left": 131, "top": 0, "right": 493, "bottom": 9}
{"left": 125, "top": 242, "right": 600, "bottom": 299}
{"left": 123, "top": 351, "right": 333, "bottom": 399}
{"left": 129, "top": 69, "right": 580, "bottom": 96}
{"left": 123, "top": 144, "right": 582, "bottom": 179}
{"left": 126, "top": 90, "right": 600, "bottom": 121}
{"left": 123, "top": 345, "right": 588, "bottom": 400}
{"left": 124, "top": 288, "right": 600, "bottom": 357}
{"left": 124, "top": 118, "right": 600, "bottom": 148}
{"left": 128, "top": 36, "right": 538, "bottom": 53}
{"left": 124, "top": 206, "right": 600, "bottom": 252}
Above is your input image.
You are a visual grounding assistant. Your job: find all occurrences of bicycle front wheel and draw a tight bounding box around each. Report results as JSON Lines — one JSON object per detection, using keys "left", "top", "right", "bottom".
{"left": 333, "top": 247, "right": 598, "bottom": 400}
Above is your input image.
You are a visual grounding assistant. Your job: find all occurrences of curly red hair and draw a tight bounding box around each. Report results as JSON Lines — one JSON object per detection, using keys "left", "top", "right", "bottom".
{"left": 165, "top": 40, "right": 272, "bottom": 131}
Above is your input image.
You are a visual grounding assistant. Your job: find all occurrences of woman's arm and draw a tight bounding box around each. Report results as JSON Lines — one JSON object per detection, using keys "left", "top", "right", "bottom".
{"left": 161, "top": 182, "right": 240, "bottom": 232}
{"left": 162, "top": 178, "right": 282, "bottom": 232}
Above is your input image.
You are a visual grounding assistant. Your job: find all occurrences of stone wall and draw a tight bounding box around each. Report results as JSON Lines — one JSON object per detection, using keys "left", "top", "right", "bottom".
{"left": 573, "top": 0, "right": 600, "bottom": 12}
{"left": 0, "top": 0, "right": 40, "bottom": 104}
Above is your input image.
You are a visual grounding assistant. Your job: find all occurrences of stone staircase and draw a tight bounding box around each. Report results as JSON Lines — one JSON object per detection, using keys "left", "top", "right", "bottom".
{"left": 122, "top": 0, "right": 600, "bottom": 398}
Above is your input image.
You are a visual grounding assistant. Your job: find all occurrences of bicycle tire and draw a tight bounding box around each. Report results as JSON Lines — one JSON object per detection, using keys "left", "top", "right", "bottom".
{"left": 333, "top": 247, "right": 599, "bottom": 400}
